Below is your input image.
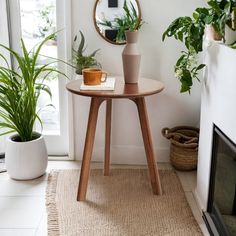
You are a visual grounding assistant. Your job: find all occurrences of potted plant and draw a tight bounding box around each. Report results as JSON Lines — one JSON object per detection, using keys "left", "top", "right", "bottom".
{"left": 121, "top": 0, "right": 144, "bottom": 83}
{"left": 0, "top": 34, "right": 66, "bottom": 180}
{"left": 162, "top": 0, "right": 236, "bottom": 93}
{"left": 73, "top": 31, "right": 101, "bottom": 77}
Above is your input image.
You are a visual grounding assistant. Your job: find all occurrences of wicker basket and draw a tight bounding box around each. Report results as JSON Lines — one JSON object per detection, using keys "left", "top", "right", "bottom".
{"left": 162, "top": 126, "right": 199, "bottom": 171}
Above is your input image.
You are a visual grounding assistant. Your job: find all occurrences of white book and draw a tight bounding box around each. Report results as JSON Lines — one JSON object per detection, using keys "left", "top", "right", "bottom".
{"left": 80, "top": 77, "right": 116, "bottom": 91}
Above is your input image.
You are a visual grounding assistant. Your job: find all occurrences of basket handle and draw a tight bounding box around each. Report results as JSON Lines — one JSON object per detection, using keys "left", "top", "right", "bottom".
{"left": 171, "top": 139, "right": 199, "bottom": 149}
{"left": 162, "top": 128, "right": 172, "bottom": 139}
{"left": 162, "top": 127, "right": 199, "bottom": 141}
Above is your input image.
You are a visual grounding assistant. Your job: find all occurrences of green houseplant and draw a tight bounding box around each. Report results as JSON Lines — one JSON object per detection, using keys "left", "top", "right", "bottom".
{"left": 162, "top": 0, "right": 236, "bottom": 93}
{"left": 121, "top": 0, "right": 144, "bottom": 83}
{"left": 97, "top": 0, "right": 144, "bottom": 82}
{"left": 73, "top": 31, "right": 101, "bottom": 75}
{"left": 0, "top": 33, "right": 66, "bottom": 180}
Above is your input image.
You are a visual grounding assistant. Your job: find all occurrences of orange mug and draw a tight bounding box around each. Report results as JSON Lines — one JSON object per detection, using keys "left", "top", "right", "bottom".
{"left": 82, "top": 68, "right": 108, "bottom": 85}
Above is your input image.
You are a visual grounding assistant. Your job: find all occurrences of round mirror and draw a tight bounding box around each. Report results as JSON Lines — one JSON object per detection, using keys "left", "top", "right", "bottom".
{"left": 93, "top": 0, "right": 141, "bottom": 45}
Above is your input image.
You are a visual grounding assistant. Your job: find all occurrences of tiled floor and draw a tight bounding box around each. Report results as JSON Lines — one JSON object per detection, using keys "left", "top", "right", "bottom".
{"left": 0, "top": 161, "right": 209, "bottom": 236}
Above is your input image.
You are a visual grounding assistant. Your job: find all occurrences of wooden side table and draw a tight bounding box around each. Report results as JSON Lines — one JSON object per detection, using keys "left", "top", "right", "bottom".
{"left": 66, "top": 78, "right": 164, "bottom": 201}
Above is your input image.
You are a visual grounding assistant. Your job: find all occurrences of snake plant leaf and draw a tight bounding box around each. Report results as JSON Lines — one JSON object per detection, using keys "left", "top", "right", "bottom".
{"left": 78, "top": 30, "right": 85, "bottom": 56}
{"left": 89, "top": 49, "right": 100, "bottom": 58}
{"left": 123, "top": 0, "right": 133, "bottom": 21}
{"left": 130, "top": 1, "right": 137, "bottom": 19}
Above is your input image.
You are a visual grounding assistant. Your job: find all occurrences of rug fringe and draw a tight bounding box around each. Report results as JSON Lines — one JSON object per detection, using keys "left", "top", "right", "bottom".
{"left": 46, "top": 171, "right": 60, "bottom": 236}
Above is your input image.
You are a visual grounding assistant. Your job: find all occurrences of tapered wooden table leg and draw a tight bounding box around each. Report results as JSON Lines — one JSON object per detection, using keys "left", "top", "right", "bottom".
{"left": 77, "top": 98, "right": 103, "bottom": 201}
{"left": 135, "top": 97, "right": 163, "bottom": 195}
{"left": 104, "top": 99, "right": 112, "bottom": 176}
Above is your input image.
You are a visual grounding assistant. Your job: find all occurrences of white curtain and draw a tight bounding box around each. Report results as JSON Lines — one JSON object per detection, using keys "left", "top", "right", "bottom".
{"left": 0, "top": 0, "right": 11, "bottom": 154}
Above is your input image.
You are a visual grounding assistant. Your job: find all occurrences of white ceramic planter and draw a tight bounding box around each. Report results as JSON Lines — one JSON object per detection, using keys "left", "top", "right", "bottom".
{"left": 5, "top": 133, "right": 48, "bottom": 180}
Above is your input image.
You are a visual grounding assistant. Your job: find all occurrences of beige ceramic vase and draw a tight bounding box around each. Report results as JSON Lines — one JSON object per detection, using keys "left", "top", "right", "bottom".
{"left": 122, "top": 31, "right": 141, "bottom": 84}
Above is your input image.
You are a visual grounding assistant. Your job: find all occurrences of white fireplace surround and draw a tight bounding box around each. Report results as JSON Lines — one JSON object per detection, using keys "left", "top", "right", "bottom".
{"left": 195, "top": 42, "right": 236, "bottom": 211}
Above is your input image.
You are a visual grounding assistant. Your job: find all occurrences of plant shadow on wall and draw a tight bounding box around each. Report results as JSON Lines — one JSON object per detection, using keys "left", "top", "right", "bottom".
{"left": 0, "top": 33, "right": 68, "bottom": 180}
{"left": 97, "top": 0, "right": 143, "bottom": 44}
{"left": 72, "top": 31, "right": 101, "bottom": 75}
{"left": 162, "top": 0, "right": 236, "bottom": 93}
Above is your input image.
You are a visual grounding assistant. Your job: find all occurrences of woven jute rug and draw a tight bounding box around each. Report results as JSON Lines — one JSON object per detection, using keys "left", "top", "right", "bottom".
{"left": 46, "top": 169, "right": 203, "bottom": 236}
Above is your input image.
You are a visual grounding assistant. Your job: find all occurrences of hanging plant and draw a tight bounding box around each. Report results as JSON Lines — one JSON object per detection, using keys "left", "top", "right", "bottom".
{"left": 163, "top": 0, "right": 236, "bottom": 93}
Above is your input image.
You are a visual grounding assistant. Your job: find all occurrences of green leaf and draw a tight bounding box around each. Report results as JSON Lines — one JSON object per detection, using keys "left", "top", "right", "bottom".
{"left": 224, "top": 2, "right": 231, "bottom": 15}
{"left": 89, "top": 49, "right": 100, "bottom": 58}
{"left": 195, "top": 64, "right": 206, "bottom": 71}
{"left": 78, "top": 31, "right": 85, "bottom": 56}
{"left": 177, "top": 31, "right": 183, "bottom": 41}
{"left": 207, "top": 1, "right": 221, "bottom": 14}
{"left": 179, "top": 69, "right": 193, "bottom": 93}
{"left": 193, "top": 12, "right": 199, "bottom": 20}
{"left": 195, "top": 8, "right": 209, "bottom": 15}
{"left": 204, "top": 15, "right": 214, "bottom": 24}
{"left": 175, "top": 54, "right": 185, "bottom": 67}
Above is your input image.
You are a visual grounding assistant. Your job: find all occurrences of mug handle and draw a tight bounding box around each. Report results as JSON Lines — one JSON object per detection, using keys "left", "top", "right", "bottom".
{"left": 101, "top": 71, "right": 108, "bottom": 83}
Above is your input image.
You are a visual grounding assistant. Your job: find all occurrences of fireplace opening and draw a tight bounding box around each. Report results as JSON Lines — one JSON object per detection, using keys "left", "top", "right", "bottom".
{"left": 203, "top": 125, "right": 236, "bottom": 236}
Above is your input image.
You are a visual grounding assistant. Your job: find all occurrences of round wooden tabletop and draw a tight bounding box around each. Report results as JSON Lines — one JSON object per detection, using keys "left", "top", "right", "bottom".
{"left": 66, "top": 78, "right": 164, "bottom": 98}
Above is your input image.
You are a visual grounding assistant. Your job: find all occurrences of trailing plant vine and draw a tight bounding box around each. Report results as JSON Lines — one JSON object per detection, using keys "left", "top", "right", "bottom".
{"left": 163, "top": 0, "right": 236, "bottom": 93}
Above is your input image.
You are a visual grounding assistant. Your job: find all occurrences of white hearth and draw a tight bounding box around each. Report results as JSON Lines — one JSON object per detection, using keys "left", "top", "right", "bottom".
{"left": 196, "top": 42, "right": 236, "bottom": 211}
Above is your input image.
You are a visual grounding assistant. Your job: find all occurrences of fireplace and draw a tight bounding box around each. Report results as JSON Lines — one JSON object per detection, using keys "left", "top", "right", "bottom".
{"left": 203, "top": 125, "right": 236, "bottom": 236}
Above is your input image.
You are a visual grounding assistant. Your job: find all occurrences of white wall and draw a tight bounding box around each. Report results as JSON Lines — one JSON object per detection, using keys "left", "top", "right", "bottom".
{"left": 71, "top": 0, "right": 205, "bottom": 163}
{"left": 196, "top": 42, "right": 236, "bottom": 211}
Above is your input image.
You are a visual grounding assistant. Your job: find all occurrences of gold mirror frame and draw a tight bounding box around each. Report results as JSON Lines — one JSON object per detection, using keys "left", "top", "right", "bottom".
{"left": 93, "top": 0, "right": 141, "bottom": 45}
